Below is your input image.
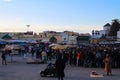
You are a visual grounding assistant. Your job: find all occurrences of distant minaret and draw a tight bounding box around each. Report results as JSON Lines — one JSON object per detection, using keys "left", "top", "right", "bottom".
{"left": 103, "top": 23, "right": 111, "bottom": 36}
{"left": 26, "top": 25, "right": 30, "bottom": 32}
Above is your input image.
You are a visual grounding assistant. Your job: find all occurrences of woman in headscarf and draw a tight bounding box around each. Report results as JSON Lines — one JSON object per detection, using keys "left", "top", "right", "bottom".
{"left": 104, "top": 54, "right": 112, "bottom": 76}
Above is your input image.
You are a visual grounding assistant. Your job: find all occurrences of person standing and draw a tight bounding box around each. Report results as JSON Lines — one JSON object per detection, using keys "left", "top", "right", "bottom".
{"left": 104, "top": 54, "right": 112, "bottom": 76}
{"left": 31, "top": 48, "right": 34, "bottom": 58}
{"left": 41, "top": 50, "right": 47, "bottom": 63}
{"left": 1, "top": 50, "right": 7, "bottom": 65}
{"left": 77, "top": 51, "right": 81, "bottom": 66}
{"left": 55, "top": 54, "right": 65, "bottom": 80}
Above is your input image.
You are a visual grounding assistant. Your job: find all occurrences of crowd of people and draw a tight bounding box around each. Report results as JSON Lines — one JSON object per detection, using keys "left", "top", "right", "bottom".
{"left": 1, "top": 43, "right": 120, "bottom": 79}
{"left": 47, "top": 43, "right": 120, "bottom": 69}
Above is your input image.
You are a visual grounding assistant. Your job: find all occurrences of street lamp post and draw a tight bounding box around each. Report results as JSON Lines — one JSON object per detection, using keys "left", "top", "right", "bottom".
{"left": 26, "top": 25, "right": 30, "bottom": 32}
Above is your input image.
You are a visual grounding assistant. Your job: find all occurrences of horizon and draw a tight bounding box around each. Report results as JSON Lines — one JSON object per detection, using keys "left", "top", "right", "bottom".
{"left": 0, "top": 0, "right": 120, "bottom": 34}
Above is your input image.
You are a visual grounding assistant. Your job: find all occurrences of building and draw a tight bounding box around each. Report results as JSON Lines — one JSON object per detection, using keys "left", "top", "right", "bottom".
{"left": 76, "top": 33, "right": 91, "bottom": 45}
{"left": 39, "top": 31, "right": 62, "bottom": 43}
{"left": 92, "top": 23, "right": 111, "bottom": 39}
{"left": 0, "top": 30, "right": 90, "bottom": 45}
{"left": 39, "top": 31, "right": 80, "bottom": 44}
{"left": 60, "top": 31, "right": 79, "bottom": 44}
{"left": 117, "top": 29, "right": 120, "bottom": 41}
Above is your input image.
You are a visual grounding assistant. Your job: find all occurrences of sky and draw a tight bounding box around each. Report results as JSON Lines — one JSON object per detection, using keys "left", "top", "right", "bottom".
{"left": 0, "top": 0, "right": 120, "bottom": 34}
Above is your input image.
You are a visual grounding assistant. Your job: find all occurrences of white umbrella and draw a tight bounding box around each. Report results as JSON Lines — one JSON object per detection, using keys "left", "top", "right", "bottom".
{"left": 51, "top": 45, "right": 66, "bottom": 50}
{"left": 49, "top": 43, "right": 59, "bottom": 47}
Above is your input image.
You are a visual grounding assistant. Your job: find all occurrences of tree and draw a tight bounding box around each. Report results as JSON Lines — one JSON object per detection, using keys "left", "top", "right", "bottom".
{"left": 109, "top": 19, "right": 120, "bottom": 36}
{"left": 49, "top": 36, "right": 57, "bottom": 43}
{"left": 100, "top": 34, "right": 106, "bottom": 39}
{"left": 2, "top": 34, "right": 12, "bottom": 40}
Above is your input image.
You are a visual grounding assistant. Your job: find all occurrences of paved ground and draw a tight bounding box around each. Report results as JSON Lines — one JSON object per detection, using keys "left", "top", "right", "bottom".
{"left": 0, "top": 55, "right": 120, "bottom": 80}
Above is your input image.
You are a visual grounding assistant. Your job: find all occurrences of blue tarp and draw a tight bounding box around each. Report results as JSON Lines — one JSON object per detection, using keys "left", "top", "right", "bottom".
{"left": 0, "top": 41, "right": 7, "bottom": 44}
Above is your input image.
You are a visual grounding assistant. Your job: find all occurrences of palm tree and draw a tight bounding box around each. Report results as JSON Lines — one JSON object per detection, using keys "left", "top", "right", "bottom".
{"left": 109, "top": 19, "right": 120, "bottom": 36}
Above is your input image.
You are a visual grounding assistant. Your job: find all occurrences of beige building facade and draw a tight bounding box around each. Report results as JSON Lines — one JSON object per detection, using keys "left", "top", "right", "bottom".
{"left": 0, "top": 31, "right": 90, "bottom": 44}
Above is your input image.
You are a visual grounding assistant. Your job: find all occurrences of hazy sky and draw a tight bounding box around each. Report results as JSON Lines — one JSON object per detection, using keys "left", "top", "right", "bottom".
{"left": 0, "top": 0, "right": 120, "bottom": 33}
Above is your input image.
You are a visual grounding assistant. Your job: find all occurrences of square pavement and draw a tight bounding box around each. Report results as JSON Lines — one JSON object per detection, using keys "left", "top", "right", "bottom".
{"left": 0, "top": 55, "right": 120, "bottom": 80}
